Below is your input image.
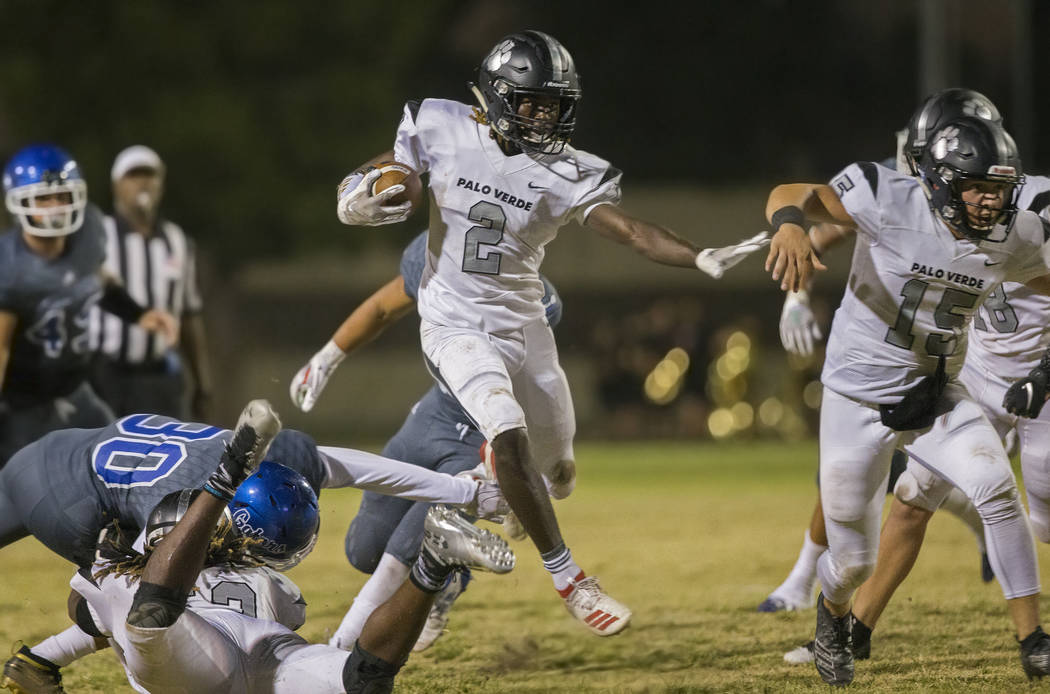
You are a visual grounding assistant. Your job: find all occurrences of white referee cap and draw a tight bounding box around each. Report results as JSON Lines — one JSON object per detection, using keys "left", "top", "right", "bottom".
{"left": 111, "top": 145, "right": 165, "bottom": 182}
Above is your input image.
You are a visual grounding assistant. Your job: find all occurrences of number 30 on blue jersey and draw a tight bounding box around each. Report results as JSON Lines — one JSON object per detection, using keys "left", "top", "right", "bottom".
{"left": 93, "top": 415, "right": 223, "bottom": 488}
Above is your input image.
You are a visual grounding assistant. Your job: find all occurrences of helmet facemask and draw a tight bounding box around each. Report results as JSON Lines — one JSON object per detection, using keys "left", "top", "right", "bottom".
{"left": 485, "top": 80, "right": 580, "bottom": 155}
{"left": 473, "top": 30, "right": 582, "bottom": 156}
{"left": 6, "top": 178, "right": 87, "bottom": 238}
{"left": 921, "top": 164, "right": 1023, "bottom": 241}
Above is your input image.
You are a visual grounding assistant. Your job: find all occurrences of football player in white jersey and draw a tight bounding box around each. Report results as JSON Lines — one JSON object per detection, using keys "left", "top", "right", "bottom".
{"left": 332, "top": 30, "right": 769, "bottom": 636}
{"left": 50, "top": 402, "right": 514, "bottom": 694}
{"left": 764, "top": 115, "right": 1050, "bottom": 685}
{"left": 781, "top": 131, "right": 1050, "bottom": 667}
{"left": 763, "top": 90, "right": 1003, "bottom": 616}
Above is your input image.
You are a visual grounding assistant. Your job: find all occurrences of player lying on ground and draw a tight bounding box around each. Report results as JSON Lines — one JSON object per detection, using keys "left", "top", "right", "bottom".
{"left": 0, "top": 400, "right": 508, "bottom": 689}
{"left": 2, "top": 403, "right": 513, "bottom": 694}
{"left": 335, "top": 29, "right": 769, "bottom": 637}
{"left": 760, "top": 89, "right": 1005, "bottom": 613}
{"left": 764, "top": 114, "right": 1050, "bottom": 685}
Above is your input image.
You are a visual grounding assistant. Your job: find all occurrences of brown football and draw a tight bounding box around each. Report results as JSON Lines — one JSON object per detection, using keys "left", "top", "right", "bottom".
{"left": 370, "top": 161, "right": 423, "bottom": 209}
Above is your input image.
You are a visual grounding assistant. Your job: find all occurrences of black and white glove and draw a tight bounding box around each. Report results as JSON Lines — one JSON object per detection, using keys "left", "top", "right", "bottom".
{"left": 1004, "top": 364, "right": 1050, "bottom": 418}
{"left": 695, "top": 231, "right": 770, "bottom": 279}
{"left": 336, "top": 168, "right": 411, "bottom": 226}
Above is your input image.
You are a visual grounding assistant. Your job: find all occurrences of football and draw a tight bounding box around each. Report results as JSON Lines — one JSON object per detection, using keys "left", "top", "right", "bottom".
{"left": 370, "top": 161, "right": 423, "bottom": 209}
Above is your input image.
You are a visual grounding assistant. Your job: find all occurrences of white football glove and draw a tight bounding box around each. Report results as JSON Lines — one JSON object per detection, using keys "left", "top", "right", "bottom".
{"left": 289, "top": 340, "right": 346, "bottom": 412}
{"left": 779, "top": 289, "right": 823, "bottom": 357}
{"left": 695, "top": 231, "right": 770, "bottom": 279}
{"left": 336, "top": 168, "right": 412, "bottom": 226}
{"left": 457, "top": 475, "right": 510, "bottom": 522}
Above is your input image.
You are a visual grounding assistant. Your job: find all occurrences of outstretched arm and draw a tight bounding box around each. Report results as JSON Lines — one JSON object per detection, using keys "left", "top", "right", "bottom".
{"left": 290, "top": 275, "right": 415, "bottom": 412}
{"left": 317, "top": 446, "right": 507, "bottom": 520}
{"left": 585, "top": 203, "right": 770, "bottom": 277}
{"left": 585, "top": 203, "right": 700, "bottom": 267}
{"left": 764, "top": 184, "right": 853, "bottom": 291}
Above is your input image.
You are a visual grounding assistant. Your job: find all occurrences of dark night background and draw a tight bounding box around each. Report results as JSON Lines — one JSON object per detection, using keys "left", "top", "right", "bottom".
{"left": 1, "top": 0, "right": 1045, "bottom": 437}
{"left": 1, "top": 0, "right": 1044, "bottom": 265}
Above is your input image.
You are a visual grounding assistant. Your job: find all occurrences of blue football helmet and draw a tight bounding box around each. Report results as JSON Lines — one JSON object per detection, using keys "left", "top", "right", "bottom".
{"left": 3, "top": 144, "right": 88, "bottom": 237}
{"left": 228, "top": 461, "right": 320, "bottom": 571}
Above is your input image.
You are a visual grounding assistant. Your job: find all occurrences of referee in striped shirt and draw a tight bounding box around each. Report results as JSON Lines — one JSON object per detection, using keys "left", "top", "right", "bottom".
{"left": 91, "top": 146, "right": 213, "bottom": 421}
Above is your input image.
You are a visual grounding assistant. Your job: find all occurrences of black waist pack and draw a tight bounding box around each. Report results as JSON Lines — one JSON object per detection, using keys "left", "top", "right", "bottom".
{"left": 879, "top": 356, "right": 947, "bottom": 432}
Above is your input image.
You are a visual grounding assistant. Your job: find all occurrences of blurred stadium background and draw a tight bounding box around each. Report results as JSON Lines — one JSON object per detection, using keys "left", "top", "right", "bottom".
{"left": 1, "top": 0, "right": 1046, "bottom": 443}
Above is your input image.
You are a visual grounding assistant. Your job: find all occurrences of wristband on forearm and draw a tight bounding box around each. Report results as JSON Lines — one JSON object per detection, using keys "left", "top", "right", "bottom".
{"left": 770, "top": 205, "right": 806, "bottom": 232}
{"left": 100, "top": 284, "right": 147, "bottom": 323}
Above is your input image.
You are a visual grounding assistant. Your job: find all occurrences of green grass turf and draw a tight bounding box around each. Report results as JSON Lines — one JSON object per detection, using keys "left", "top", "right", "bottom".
{"left": 1, "top": 440, "right": 1046, "bottom": 692}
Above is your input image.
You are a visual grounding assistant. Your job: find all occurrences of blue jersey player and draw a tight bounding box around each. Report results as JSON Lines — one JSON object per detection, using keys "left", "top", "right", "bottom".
{"left": 0, "top": 144, "right": 177, "bottom": 464}
{"left": 291, "top": 232, "right": 561, "bottom": 651}
{"left": 0, "top": 399, "right": 511, "bottom": 692}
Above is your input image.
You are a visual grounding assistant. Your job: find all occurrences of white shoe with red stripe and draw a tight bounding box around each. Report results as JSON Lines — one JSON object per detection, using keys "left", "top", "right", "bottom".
{"left": 561, "top": 575, "right": 632, "bottom": 636}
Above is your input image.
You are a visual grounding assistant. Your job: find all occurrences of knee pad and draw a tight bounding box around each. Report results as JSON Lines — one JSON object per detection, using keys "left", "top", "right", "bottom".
{"left": 892, "top": 468, "right": 945, "bottom": 514}
{"left": 342, "top": 644, "right": 400, "bottom": 694}
{"left": 127, "top": 581, "right": 186, "bottom": 629}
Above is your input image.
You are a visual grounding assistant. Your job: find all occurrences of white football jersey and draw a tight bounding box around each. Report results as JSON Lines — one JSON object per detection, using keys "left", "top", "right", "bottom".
{"left": 966, "top": 175, "right": 1050, "bottom": 378}
{"left": 394, "top": 99, "right": 621, "bottom": 333}
{"left": 822, "top": 162, "right": 1050, "bottom": 403}
{"left": 71, "top": 562, "right": 307, "bottom": 663}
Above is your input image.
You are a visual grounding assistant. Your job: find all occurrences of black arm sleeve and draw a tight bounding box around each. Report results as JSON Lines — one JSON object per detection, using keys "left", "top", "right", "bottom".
{"left": 99, "top": 283, "right": 147, "bottom": 323}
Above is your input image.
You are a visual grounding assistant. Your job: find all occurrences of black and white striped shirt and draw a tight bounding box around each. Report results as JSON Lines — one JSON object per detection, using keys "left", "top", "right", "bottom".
{"left": 92, "top": 214, "right": 203, "bottom": 365}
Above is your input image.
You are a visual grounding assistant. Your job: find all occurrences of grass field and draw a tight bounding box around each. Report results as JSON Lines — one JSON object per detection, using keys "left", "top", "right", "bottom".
{"left": 2, "top": 440, "right": 1047, "bottom": 692}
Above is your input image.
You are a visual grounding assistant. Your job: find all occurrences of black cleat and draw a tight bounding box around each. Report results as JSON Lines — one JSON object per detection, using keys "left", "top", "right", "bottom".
{"left": 980, "top": 552, "right": 995, "bottom": 583}
{"left": 1020, "top": 626, "right": 1050, "bottom": 681}
{"left": 851, "top": 614, "right": 872, "bottom": 661}
{"left": 813, "top": 593, "right": 854, "bottom": 686}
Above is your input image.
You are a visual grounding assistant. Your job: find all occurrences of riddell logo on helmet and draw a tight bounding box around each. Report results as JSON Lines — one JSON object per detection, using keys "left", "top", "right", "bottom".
{"left": 544, "top": 80, "right": 569, "bottom": 88}
{"left": 989, "top": 165, "right": 1017, "bottom": 176}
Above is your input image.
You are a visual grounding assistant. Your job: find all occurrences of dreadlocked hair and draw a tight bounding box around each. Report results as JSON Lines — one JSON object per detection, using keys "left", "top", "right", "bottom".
{"left": 470, "top": 106, "right": 489, "bottom": 125}
{"left": 93, "top": 519, "right": 266, "bottom": 581}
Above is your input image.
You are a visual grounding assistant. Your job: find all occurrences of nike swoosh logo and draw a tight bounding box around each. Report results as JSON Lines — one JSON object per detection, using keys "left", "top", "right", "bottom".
{"left": 984, "top": 259, "right": 1001, "bottom": 266}
{"left": 528, "top": 181, "right": 548, "bottom": 190}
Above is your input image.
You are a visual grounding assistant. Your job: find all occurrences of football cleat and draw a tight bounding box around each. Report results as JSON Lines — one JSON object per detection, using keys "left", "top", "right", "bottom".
{"left": 1020, "top": 626, "right": 1050, "bottom": 681}
{"left": 561, "top": 575, "right": 632, "bottom": 637}
{"left": 813, "top": 594, "right": 854, "bottom": 686}
{"left": 412, "top": 569, "right": 472, "bottom": 652}
{"left": 234, "top": 399, "right": 282, "bottom": 465}
{"left": 1, "top": 644, "right": 65, "bottom": 693}
{"left": 423, "top": 506, "right": 515, "bottom": 574}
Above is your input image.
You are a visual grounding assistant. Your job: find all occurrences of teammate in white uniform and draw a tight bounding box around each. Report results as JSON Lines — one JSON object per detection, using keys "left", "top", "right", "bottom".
{"left": 332, "top": 30, "right": 769, "bottom": 636}
{"left": 764, "top": 115, "right": 1050, "bottom": 685}
{"left": 59, "top": 401, "right": 514, "bottom": 694}
{"left": 764, "top": 90, "right": 1003, "bottom": 616}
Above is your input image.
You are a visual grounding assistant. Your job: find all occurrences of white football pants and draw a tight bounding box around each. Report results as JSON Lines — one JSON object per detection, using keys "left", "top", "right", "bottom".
{"left": 896, "top": 358, "right": 1050, "bottom": 544}
{"left": 420, "top": 317, "right": 575, "bottom": 479}
{"left": 817, "top": 383, "right": 1038, "bottom": 604}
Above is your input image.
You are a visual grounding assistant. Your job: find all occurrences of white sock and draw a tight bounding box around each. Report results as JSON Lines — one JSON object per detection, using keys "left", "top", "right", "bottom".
{"left": 329, "top": 553, "right": 409, "bottom": 649}
{"left": 772, "top": 530, "right": 825, "bottom": 598}
{"left": 940, "top": 486, "right": 987, "bottom": 553}
{"left": 542, "top": 543, "right": 584, "bottom": 595}
{"left": 31, "top": 625, "right": 99, "bottom": 667}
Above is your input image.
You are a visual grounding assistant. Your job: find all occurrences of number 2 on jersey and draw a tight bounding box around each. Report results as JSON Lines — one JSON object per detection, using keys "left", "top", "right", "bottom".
{"left": 462, "top": 201, "right": 505, "bottom": 275}
{"left": 884, "top": 278, "right": 978, "bottom": 356}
